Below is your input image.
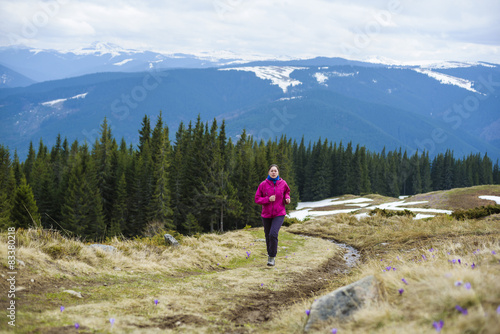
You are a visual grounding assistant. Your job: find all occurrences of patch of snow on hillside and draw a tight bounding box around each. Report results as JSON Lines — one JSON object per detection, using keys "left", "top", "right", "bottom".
{"left": 289, "top": 198, "right": 373, "bottom": 219}
{"left": 313, "top": 72, "right": 328, "bottom": 85}
{"left": 479, "top": 195, "right": 500, "bottom": 204}
{"left": 313, "top": 71, "right": 356, "bottom": 86}
{"left": 219, "top": 66, "right": 305, "bottom": 93}
{"left": 41, "top": 93, "right": 88, "bottom": 107}
{"left": 278, "top": 96, "right": 302, "bottom": 101}
{"left": 113, "top": 59, "right": 133, "bottom": 66}
{"left": 413, "top": 68, "right": 480, "bottom": 94}
{"left": 289, "top": 197, "right": 452, "bottom": 221}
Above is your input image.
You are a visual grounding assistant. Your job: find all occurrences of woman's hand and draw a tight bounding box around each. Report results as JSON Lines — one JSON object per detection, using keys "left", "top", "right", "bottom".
{"left": 285, "top": 198, "right": 291, "bottom": 204}
{"left": 269, "top": 195, "right": 276, "bottom": 202}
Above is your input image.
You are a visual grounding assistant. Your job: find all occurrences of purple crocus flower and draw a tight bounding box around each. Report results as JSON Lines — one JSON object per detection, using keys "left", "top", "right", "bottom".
{"left": 393, "top": 267, "right": 396, "bottom": 271}
{"left": 386, "top": 266, "right": 392, "bottom": 271}
{"left": 452, "top": 259, "right": 457, "bottom": 264}
{"left": 454, "top": 280, "right": 463, "bottom": 286}
{"left": 429, "top": 248, "right": 434, "bottom": 252}
{"left": 471, "top": 263, "right": 476, "bottom": 269}
{"left": 154, "top": 299, "right": 158, "bottom": 306}
{"left": 497, "top": 305, "right": 500, "bottom": 314}
{"left": 110, "top": 318, "right": 115, "bottom": 326}
{"left": 75, "top": 323, "right": 79, "bottom": 329}
{"left": 433, "top": 320, "right": 444, "bottom": 332}
{"left": 458, "top": 259, "right": 461, "bottom": 264}
{"left": 261, "top": 283, "right": 264, "bottom": 287}
{"left": 402, "top": 278, "right": 408, "bottom": 285}
{"left": 331, "top": 329, "right": 338, "bottom": 334}
{"left": 60, "top": 306, "right": 64, "bottom": 312}
{"left": 455, "top": 305, "right": 468, "bottom": 315}
{"left": 398, "top": 288, "right": 404, "bottom": 295}
{"left": 492, "top": 251, "right": 497, "bottom": 255}
{"left": 305, "top": 309, "right": 310, "bottom": 316}
{"left": 465, "top": 282, "right": 471, "bottom": 290}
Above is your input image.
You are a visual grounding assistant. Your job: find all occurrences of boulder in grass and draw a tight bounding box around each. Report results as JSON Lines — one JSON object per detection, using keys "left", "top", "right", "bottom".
{"left": 88, "top": 244, "right": 117, "bottom": 252}
{"left": 164, "top": 234, "right": 180, "bottom": 247}
{"left": 304, "top": 275, "right": 379, "bottom": 332}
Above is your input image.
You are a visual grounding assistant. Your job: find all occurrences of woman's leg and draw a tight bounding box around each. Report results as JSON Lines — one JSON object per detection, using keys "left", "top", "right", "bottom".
{"left": 262, "top": 217, "right": 273, "bottom": 256}
{"left": 267, "top": 215, "right": 285, "bottom": 258}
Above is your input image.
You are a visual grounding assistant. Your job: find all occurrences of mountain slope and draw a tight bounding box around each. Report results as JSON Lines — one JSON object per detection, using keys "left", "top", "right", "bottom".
{"left": 0, "top": 61, "right": 499, "bottom": 160}
{"left": 0, "top": 64, "right": 36, "bottom": 88}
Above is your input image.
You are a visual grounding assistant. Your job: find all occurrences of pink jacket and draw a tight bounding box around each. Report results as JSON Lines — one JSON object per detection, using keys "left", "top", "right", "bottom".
{"left": 255, "top": 178, "right": 291, "bottom": 218}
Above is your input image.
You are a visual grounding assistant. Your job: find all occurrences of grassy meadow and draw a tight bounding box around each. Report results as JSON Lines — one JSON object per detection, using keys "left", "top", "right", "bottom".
{"left": 1, "top": 185, "right": 499, "bottom": 333}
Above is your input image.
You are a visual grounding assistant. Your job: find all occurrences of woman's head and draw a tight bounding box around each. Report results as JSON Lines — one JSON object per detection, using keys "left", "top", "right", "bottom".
{"left": 268, "top": 164, "right": 279, "bottom": 178}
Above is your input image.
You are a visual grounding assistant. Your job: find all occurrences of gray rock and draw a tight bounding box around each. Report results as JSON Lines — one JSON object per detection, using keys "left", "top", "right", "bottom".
{"left": 254, "top": 239, "right": 266, "bottom": 242}
{"left": 63, "top": 290, "right": 83, "bottom": 298}
{"left": 164, "top": 234, "right": 179, "bottom": 247}
{"left": 88, "top": 244, "right": 117, "bottom": 252}
{"left": 304, "top": 275, "right": 379, "bottom": 332}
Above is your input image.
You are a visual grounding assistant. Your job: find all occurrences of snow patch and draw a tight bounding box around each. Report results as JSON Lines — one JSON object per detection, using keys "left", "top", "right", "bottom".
{"left": 219, "top": 66, "right": 305, "bottom": 93}
{"left": 313, "top": 72, "right": 328, "bottom": 85}
{"left": 479, "top": 195, "right": 500, "bottom": 204}
{"left": 289, "top": 198, "right": 373, "bottom": 220}
{"left": 413, "top": 68, "right": 481, "bottom": 94}
{"left": 278, "top": 96, "right": 302, "bottom": 101}
{"left": 289, "top": 197, "right": 452, "bottom": 221}
{"left": 313, "top": 71, "right": 356, "bottom": 86}
{"left": 113, "top": 58, "right": 133, "bottom": 66}
{"left": 41, "top": 93, "right": 88, "bottom": 107}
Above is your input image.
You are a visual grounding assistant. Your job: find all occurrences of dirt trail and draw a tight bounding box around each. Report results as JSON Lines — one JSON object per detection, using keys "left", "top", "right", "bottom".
{"left": 227, "top": 254, "right": 348, "bottom": 328}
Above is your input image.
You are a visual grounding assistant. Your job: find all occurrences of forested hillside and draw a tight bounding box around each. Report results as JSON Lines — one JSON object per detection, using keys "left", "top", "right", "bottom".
{"left": 1, "top": 113, "right": 499, "bottom": 240}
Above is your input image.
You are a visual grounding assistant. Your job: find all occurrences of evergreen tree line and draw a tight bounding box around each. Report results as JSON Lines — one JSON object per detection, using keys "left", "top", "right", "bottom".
{"left": 1, "top": 113, "right": 499, "bottom": 239}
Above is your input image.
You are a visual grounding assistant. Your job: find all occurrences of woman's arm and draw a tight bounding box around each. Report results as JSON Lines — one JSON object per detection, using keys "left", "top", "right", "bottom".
{"left": 254, "top": 183, "right": 270, "bottom": 205}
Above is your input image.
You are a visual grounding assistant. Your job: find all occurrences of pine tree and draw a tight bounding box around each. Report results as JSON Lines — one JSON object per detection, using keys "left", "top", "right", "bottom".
{"left": 61, "top": 143, "right": 105, "bottom": 239}
{"left": 10, "top": 176, "right": 41, "bottom": 229}
{"left": 93, "top": 118, "right": 117, "bottom": 227}
{"left": 0, "top": 145, "right": 16, "bottom": 229}
{"left": 312, "top": 139, "right": 332, "bottom": 200}
{"left": 24, "top": 141, "right": 36, "bottom": 184}
{"left": 147, "top": 111, "right": 173, "bottom": 228}
{"left": 231, "top": 130, "right": 257, "bottom": 228}
{"left": 410, "top": 151, "right": 422, "bottom": 195}
{"left": 138, "top": 115, "right": 151, "bottom": 153}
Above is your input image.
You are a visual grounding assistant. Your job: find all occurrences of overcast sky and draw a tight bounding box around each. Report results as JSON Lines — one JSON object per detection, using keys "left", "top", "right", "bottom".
{"left": 1, "top": 0, "right": 499, "bottom": 63}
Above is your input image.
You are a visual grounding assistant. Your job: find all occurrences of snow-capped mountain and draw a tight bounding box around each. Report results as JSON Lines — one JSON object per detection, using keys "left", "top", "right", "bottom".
{"left": 0, "top": 44, "right": 499, "bottom": 162}
{"left": 0, "top": 42, "right": 245, "bottom": 82}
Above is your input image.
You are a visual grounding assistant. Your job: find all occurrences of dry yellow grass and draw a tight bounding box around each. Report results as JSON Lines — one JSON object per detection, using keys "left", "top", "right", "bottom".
{"left": 0, "top": 227, "right": 340, "bottom": 333}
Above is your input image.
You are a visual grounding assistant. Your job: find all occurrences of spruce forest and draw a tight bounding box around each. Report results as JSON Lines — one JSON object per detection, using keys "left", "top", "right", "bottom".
{"left": 1, "top": 112, "right": 499, "bottom": 240}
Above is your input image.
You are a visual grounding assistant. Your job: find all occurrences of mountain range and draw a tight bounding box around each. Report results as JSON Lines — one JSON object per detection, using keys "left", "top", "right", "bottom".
{"left": 0, "top": 43, "right": 499, "bottom": 161}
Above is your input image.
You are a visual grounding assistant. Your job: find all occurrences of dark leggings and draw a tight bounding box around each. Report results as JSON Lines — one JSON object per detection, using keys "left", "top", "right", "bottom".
{"left": 262, "top": 215, "right": 285, "bottom": 257}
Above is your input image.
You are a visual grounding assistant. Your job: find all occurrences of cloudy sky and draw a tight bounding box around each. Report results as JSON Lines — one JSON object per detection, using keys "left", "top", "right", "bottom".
{"left": 1, "top": 0, "right": 499, "bottom": 63}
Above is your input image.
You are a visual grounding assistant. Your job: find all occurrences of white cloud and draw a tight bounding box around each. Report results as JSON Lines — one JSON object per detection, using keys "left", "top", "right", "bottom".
{"left": 0, "top": 0, "right": 499, "bottom": 63}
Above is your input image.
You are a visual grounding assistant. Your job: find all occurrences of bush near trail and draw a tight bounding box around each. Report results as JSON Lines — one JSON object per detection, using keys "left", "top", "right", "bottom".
{"left": 452, "top": 204, "right": 500, "bottom": 220}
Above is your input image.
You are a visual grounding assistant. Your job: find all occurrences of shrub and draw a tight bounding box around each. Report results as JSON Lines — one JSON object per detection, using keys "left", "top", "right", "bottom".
{"left": 369, "top": 208, "right": 416, "bottom": 218}
{"left": 451, "top": 204, "right": 500, "bottom": 220}
{"left": 283, "top": 216, "right": 302, "bottom": 227}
